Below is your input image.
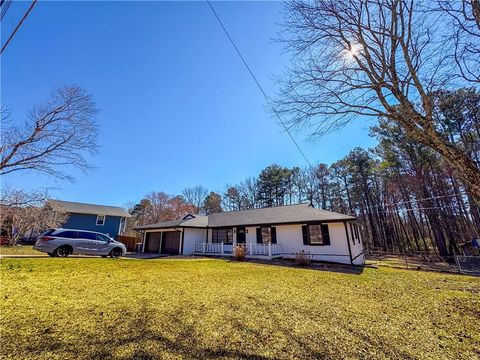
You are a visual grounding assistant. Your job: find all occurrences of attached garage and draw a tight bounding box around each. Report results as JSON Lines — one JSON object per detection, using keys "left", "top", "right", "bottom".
{"left": 144, "top": 232, "right": 161, "bottom": 253}
{"left": 143, "top": 230, "right": 181, "bottom": 255}
{"left": 161, "top": 231, "right": 180, "bottom": 255}
{"left": 134, "top": 214, "right": 209, "bottom": 256}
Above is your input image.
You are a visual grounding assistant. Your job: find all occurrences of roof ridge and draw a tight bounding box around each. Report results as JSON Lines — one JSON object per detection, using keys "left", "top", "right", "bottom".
{"left": 50, "top": 199, "right": 126, "bottom": 209}
{"left": 213, "top": 202, "right": 311, "bottom": 215}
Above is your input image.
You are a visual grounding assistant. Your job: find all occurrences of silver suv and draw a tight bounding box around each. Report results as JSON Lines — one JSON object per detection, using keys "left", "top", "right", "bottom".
{"left": 34, "top": 229, "right": 127, "bottom": 258}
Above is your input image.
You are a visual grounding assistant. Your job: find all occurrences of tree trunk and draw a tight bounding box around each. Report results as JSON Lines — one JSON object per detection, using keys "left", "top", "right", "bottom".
{"left": 403, "top": 121, "right": 480, "bottom": 203}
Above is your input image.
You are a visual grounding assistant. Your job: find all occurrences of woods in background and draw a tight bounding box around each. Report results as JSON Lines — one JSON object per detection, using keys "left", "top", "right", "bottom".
{"left": 127, "top": 88, "right": 479, "bottom": 259}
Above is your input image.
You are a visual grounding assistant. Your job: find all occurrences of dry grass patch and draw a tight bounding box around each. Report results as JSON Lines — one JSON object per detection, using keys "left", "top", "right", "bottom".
{"left": 0, "top": 258, "right": 479, "bottom": 359}
{"left": 0, "top": 245, "right": 42, "bottom": 256}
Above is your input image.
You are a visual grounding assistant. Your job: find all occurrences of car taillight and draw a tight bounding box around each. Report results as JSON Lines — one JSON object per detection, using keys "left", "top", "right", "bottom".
{"left": 41, "top": 236, "right": 54, "bottom": 241}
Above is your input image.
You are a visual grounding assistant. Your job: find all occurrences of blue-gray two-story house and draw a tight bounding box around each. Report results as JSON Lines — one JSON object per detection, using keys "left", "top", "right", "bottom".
{"left": 49, "top": 200, "right": 131, "bottom": 239}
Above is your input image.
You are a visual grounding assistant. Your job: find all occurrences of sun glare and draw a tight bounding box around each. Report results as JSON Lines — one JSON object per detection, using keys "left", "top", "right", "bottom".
{"left": 343, "top": 43, "right": 361, "bottom": 61}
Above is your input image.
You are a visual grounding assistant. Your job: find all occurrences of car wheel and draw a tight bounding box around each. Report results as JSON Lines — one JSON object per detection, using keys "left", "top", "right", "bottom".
{"left": 54, "top": 246, "right": 72, "bottom": 258}
{"left": 47, "top": 252, "right": 56, "bottom": 257}
{"left": 110, "top": 248, "right": 122, "bottom": 259}
{"left": 101, "top": 255, "right": 107, "bottom": 258}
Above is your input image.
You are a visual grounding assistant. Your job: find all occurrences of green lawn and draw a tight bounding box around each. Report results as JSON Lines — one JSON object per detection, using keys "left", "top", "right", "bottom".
{"left": 1, "top": 258, "right": 479, "bottom": 359}
{"left": 0, "top": 245, "right": 42, "bottom": 256}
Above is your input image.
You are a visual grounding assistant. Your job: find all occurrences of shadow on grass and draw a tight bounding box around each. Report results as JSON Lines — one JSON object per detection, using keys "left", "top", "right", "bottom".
{"left": 11, "top": 303, "right": 270, "bottom": 360}
{"left": 226, "top": 257, "right": 365, "bottom": 276}
{"left": 8, "top": 300, "right": 358, "bottom": 360}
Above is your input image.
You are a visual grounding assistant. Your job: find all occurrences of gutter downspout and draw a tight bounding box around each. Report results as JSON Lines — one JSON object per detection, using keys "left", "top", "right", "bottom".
{"left": 343, "top": 221, "right": 353, "bottom": 265}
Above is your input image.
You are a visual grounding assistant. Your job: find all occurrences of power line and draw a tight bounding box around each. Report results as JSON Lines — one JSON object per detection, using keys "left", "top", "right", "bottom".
{"left": 0, "top": 0, "right": 12, "bottom": 22}
{"left": 1, "top": 0, "right": 37, "bottom": 54}
{"left": 364, "top": 193, "right": 468, "bottom": 211}
{"left": 206, "top": 0, "right": 312, "bottom": 167}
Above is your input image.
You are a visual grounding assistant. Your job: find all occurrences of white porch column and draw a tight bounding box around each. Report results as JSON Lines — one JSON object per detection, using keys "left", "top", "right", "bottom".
{"left": 159, "top": 231, "right": 163, "bottom": 254}
{"left": 249, "top": 243, "right": 253, "bottom": 256}
{"left": 142, "top": 231, "right": 146, "bottom": 253}
{"left": 221, "top": 242, "right": 224, "bottom": 254}
{"left": 268, "top": 242, "right": 272, "bottom": 257}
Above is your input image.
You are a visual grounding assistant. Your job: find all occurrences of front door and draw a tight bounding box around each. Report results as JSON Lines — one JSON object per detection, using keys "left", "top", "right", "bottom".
{"left": 236, "top": 227, "right": 246, "bottom": 244}
{"left": 161, "top": 231, "right": 180, "bottom": 255}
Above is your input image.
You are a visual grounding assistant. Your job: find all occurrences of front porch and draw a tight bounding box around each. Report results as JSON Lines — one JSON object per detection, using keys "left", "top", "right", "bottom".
{"left": 193, "top": 242, "right": 283, "bottom": 260}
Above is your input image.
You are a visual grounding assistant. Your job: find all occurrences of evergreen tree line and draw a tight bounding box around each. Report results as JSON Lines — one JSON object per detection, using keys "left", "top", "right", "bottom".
{"left": 130, "top": 89, "right": 478, "bottom": 258}
{"left": 217, "top": 89, "right": 480, "bottom": 258}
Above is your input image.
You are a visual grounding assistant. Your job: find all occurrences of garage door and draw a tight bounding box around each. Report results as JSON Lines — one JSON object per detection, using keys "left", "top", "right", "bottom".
{"left": 161, "top": 231, "right": 180, "bottom": 255}
{"left": 145, "top": 232, "right": 161, "bottom": 253}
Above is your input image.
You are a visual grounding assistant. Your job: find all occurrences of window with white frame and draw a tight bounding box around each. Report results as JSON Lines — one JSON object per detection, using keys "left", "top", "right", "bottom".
{"left": 212, "top": 228, "right": 233, "bottom": 244}
{"left": 308, "top": 224, "right": 323, "bottom": 244}
{"left": 96, "top": 215, "right": 105, "bottom": 226}
{"left": 261, "top": 227, "right": 272, "bottom": 244}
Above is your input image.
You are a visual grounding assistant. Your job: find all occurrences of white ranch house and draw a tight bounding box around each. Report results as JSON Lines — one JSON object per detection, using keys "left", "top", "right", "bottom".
{"left": 134, "top": 203, "right": 365, "bottom": 265}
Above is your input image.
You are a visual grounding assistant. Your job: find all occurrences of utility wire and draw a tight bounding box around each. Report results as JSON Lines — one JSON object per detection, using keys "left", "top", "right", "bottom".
{"left": 1, "top": 0, "right": 37, "bottom": 54}
{"left": 206, "top": 0, "right": 312, "bottom": 167}
{"left": 363, "top": 193, "right": 470, "bottom": 211}
{"left": 0, "top": 0, "right": 12, "bottom": 22}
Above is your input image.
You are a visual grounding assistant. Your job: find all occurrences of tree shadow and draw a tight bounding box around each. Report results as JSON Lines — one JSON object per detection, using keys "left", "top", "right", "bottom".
{"left": 226, "top": 257, "right": 365, "bottom": 275}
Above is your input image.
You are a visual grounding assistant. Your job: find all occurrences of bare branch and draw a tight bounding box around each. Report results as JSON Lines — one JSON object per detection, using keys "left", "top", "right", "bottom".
{"left": 276, "top": 0, "right": 480, "bottom": 201}
{"left": 1, "top": 85, "right": 99, "bottom": 181}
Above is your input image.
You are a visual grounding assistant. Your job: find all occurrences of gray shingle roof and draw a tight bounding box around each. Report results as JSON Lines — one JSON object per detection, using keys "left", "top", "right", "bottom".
{"left": 134, "top": 204, "right": 354, "bottom": 230}
{"left": 49, "top": 200, "right": 131, "bottom": 217}
{"left": 134, "top": 214, "right": 208, "bottom": 230}
{"left": 208, "top": 203, "right": 354, "bottom": 226}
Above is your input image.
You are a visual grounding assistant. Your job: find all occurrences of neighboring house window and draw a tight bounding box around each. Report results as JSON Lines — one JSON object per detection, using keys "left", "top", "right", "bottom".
{"left": 256, "top": 227, "right": 277, "bottom": 244}
{"left": 212, "top": 228, "right": 233, "bottom": 244}
{"left": 302, "top": 224, "right": 331, "bottom": 246}
{"left": 96, "top": 215, "right": 105, "bottom": 226}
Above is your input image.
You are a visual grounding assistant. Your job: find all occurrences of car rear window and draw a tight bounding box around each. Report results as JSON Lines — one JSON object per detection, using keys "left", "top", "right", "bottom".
{"left": 55, "top": 231, "right": 77, "bottom": 238}
{"left": 42, "top": 229, "right": 55, "bottom": 236}
{"left": 77, "top": 232, "right": 97, "bottom": 240}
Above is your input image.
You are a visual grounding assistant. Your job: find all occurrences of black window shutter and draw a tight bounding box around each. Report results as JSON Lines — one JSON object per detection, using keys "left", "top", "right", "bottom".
{"left": 302, "top": 225, "right": 309, "bottom": 245}
{"left": 321, "top": 224, "right": 330, "bottom": 245}
{"left": 271, "top": 227, "right": 277, "bottom": 244}
{"left": 256, "top": 228, "right": 262, "bottom": 244}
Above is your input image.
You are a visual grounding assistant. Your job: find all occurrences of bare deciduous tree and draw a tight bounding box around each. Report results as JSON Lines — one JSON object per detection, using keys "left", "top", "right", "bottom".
{"left": 276, "top": 0, "right": 480, "bottom": 201}
{"left": 181, "top": 185, "right": 208, "bottom": 212}
{"left": 1, "top": 188, "right": 67, "bottom": 245}
{"left": 437, "top": 0, "right": 480, "bottom": 84}
{"left": 1, "top": 85, "right": 98, "bottom": 182}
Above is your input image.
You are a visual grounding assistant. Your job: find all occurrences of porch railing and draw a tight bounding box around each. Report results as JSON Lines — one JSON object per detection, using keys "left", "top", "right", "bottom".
{"left": 194, "top": 242, "right": 224, "bottom": 254}
{"left": 194, "top": 242, "right": 282, "bottom": 257}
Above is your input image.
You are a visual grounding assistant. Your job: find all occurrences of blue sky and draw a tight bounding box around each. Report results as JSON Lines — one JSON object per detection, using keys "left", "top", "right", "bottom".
{"left": 2, "top": 1, "right": 376, "bottom": 207}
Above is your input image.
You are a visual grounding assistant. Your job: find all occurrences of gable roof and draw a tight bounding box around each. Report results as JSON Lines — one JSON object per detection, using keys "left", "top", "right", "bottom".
{"left": 133, "top": 203, "right": 354, "bottom": 230}
{"left": 135, "top": 214, "right": 208, "bottom": 230}
{"left": 208, "top": 203, "right": 354, "bottom": 227}
{"left": 49, "top": 200, "right": 131, "bottom": 218}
